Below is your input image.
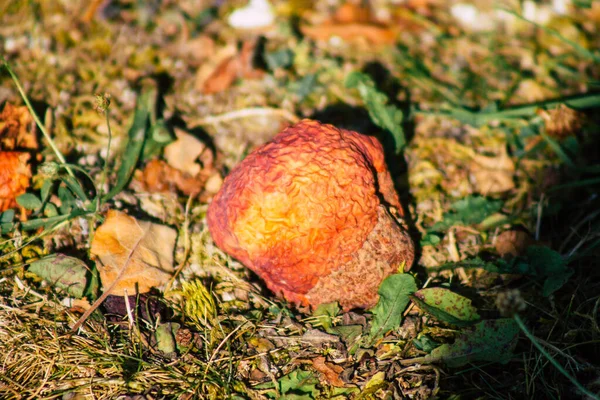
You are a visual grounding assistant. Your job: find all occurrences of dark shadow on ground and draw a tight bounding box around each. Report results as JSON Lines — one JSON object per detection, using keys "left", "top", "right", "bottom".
{"left": 309, "top": 61, "right": 421, "bottom": 270}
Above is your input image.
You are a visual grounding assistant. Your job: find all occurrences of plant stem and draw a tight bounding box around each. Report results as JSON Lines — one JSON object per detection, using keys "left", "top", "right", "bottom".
{"left": 514, "top": 314, "right": 600, "bottom": 400}
{"left": 2, "top": 60, "right": 75, "bottom": 178}
{"left": 415, "top": 93, "right": 600, "bottom": 126}
{"left": 190, "top": 107, "right": 299, "bottom": 127}
{"left": 97, "top": 111, "right": 113, "bottom": 210}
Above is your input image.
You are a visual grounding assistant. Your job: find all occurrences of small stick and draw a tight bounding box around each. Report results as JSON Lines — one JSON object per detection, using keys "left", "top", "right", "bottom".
{"left": 70, "top": 224, "right": 148, "bottom": 333}
{"left": 191, "top": 107, "right": 299, "bottom": 127}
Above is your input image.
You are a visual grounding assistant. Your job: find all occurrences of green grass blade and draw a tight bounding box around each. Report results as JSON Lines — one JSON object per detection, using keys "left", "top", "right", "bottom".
{"left": 102, "top": 88, "right": 153, "bottom": 201}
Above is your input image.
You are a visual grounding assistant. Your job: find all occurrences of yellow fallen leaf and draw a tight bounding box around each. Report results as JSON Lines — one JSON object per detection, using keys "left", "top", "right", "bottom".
{"left": 90, "top": 210, "right": 177, "bottom": 295}
{"left": 163, "top": 128, "right": 207, "bottom": 176}
{"left": 363, "top": 371, "right": 387, "bottom": 393}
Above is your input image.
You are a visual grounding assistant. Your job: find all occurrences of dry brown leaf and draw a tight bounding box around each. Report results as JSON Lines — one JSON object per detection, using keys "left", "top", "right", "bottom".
{"left": 0, "top": 152, "right": 31, "bottom": 212}
{"left": 132, "top": 159, "right": 206, "bottom": 196}
{"left": 195, "top": 41, "right": 264, "bottom": 94}
{"left": 90, "top": 210, "right": 177, "bottom": 296}
{"left": 301, "top": 22, "right": 397, "bottom": 44}
{"left": 537, "top": 104, "right": 584, "bottom": 139}
{"left": 0, "top": 103, "right": 38, "bottom": 151}
{"left": 202, "top": 54, "right": 239, "bottom": 94}
{"left": 169, "top": 35, "right": 215, "bottom": 67}
{"left": 238, "top": 40, "right": 265, "bottom": 80}
{"left": 311, "top": 356, "right": 345, "bottom": 387}
{"left": 81, "top": 0, "right": 105, "bottom": 23}
{"left": 469, "top": 149, "right": 515, "bottom": 194}
{"left": 333, "top": 3, "right": 372, "bottom": 23}
{"left": 203, "top": 173, "right": 223, "bottom": 196}
{"left": 195, "top": 45, "right": 238, "bottom": 93}
{"left": 495, "top": 230, "right": 534, "bottom": 258}
{"left": 65, "top": 298, "right": 92, "bottom": 313}
{"left": 163, "top": 128, "right": 207, "bottom": 176}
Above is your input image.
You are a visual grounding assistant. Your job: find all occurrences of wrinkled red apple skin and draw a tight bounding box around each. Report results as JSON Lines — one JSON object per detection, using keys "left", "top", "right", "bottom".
{"left": 207, "top": 119, "right": 414, "bottom": 309}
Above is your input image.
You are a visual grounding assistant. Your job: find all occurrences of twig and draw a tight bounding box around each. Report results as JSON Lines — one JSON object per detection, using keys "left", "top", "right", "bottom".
{"left": 70, "top": 223, "right": 148, "bottom": 333}
{"left": 165, "top": 194, "right": 194, "bottom": 293}
{"left": 190, "top": 107, "right": 300, "bottom": 127}
{"left": 97, "top": 105, "right": 113, "bottom": 209}
{"left": 535, "top": 194, "right": 544, "bottom": 241}
{"left": 203, "top": 321, "right": 250, "bottom": 377}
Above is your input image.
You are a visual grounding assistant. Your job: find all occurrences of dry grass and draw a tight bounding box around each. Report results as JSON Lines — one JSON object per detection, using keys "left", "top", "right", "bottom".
{"left": 1, "top": 0, "right": 600, "bottom": 399}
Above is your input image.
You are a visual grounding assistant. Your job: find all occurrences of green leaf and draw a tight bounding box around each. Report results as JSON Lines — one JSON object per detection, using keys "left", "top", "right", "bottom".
{"left": 0, "top": 223, "right": 12, "bottom": 234}
{"left": 16, "top": 193, "right": 42, "bottom": 210}
{"left": 42, "top": 202, "right": 59, "bottom": 217}
{"left": 294, "top": 74, "right": 317, "bottom": 101}
{"left": 368, "top": 273, "right": 417, "bottom": 343}
{"left": 526, "top": 246, "right": 573, "bottom": 296}
{"left": 330, "top": 386, "right": 360, "bottom": 397}
{"left": 40, "top": 179, "right": 53, "bottom": 204}
{"left": 61, "top": 175, "right": 88, "bottom": 202}
{"left": 21, "top": 209, "right": 87, "bottom": 232}
{"left": 279, "top": 370, "right": 318, "bottom": 397}
{"left": 155, "top": 322, "right": 178, "bottom": 355}
{"left": 103, "top": 87, "right": 154, "bottom": 201}
{"left": 142, "top": 118, "right": 174, "bottom": 161}
{"left": 330, "top": 325, "right": 363, "bottom": 349}
{"left": 430, "top": 195, "right": 503, "bottom": 232}
{"left": 477, "top": 213, "right": 510, "bottom": 231}
{"left": 425, "top": 318, "right": 519, "bottom": 367}
{"left": 0, "top": 209, "right": 15, "bottom": 223}
{"left": 413, "top": 335, "right": 441, "bottom": 352}
{"left": 345, "top": 72, "right": 405, "bottom": 153}
{"left": 256, "top": 370, "right": 319, "bottom": 399}
{"left": 0, "top": 210, "right": 15, "bottom": 234}
{"left": 28, "top": 254, "right": 89, "bottom": 298}
{"left": 411, "top": 287, "right": 480, "bottom": 327}
{"left": 312, "top": 302, "right": 340, "bottom": 332}
{"left": 543, "top": 270, "right": 574, "bottom": 296}
{"left": 441, "top": 247, "right": 573, "bottom": 297}
{"left": 84, "top": 262, "right": 100, "bottom": 300}
{"left": 420, "top": 233, "right": 441, "bottom": 247}
{"left": 266, "top": 48, "right": 294, "bottom": 70}
{"left": 58, "top": 185, "right": 75, "bottom": 214}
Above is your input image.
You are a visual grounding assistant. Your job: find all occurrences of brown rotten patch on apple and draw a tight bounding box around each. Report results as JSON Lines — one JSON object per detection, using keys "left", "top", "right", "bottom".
{"left": 207, "top": 119, "right": 414, "bottom": 311}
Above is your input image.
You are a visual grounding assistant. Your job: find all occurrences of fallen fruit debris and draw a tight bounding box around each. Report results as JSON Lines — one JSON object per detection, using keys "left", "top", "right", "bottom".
{"left": 207, "top": 119, "right": 415, "bottom": 310}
